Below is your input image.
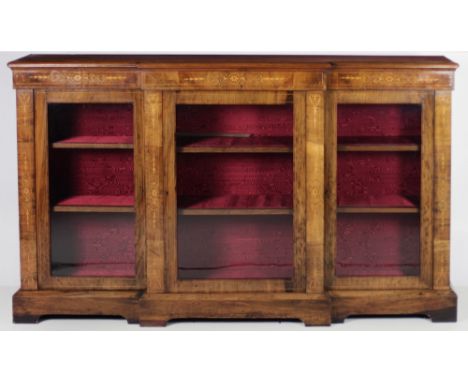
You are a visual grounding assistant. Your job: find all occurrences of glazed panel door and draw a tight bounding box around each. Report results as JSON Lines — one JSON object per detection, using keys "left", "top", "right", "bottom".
{"left": 162, "top": 91, "right": 320, "bottom": 293}
{"left": 35, "top": 91, "right": 146, "bottom": 290}
{"left": 326, "top": 91, "right": 434, "bottom": 290}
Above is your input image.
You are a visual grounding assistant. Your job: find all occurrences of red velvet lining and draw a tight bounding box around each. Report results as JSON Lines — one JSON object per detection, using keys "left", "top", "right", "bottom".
{"left": 48, "top": 103, "right": 133, "bottom": 143}
{"left": 56, "top": 195, "right": 134, "bottom": 207}
{"left": 337, "top": 152, "right": 420, "bottom": 207}
{"left": 177, "top": 215, "right": 293, "bottom": 279}
{"left": 55, "top": 135, "right": 133, "bottom": 145}
{"left": 51, "top": 213, "right": 135, "bottom": 277}
{"left": 176, "top": 105, "right": 293, "bottom": 148}
{"left": 336, "top": 213, "right": 420, "bottom": 276}
{"left": 50, "top": 150, "right": 134, "bottom": 206}
{"left": 177, "top": 153, "right": 293, "bottom": 209}
{"left": 337, "top": 104, "right": 421, "bottom": 144}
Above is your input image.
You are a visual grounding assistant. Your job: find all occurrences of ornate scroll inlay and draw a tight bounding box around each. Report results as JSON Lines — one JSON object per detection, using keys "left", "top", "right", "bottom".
{"left": 143, "top": 70, "right": 324, "bottom": 89}
{"left": 14, "top": 70, "right": 136, "bottom": 87}
{"left": 25, "top": 74, "right": 49, "bottom": 81}
{"left": 258, "top": 74, "right": 289, "bottom": 82}
{"left": 219, "top": 72, "right": 247, "bottom": 85}
{"left": 50, "top": 70, "right": 132, "bottom": 84}
{"left": 332, "top": 70, "right": 453, "bottom": 89}
{"left": 182, "top": 76, "right": 205, "bottom": 82}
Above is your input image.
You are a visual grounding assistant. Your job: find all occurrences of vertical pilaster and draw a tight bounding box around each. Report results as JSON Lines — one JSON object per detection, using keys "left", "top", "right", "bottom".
{"left": 433, "top": 91, "right": 452, "bottom": 290}
{"left": 305, "top": 92, "right": 325, "bottom": 293}
{"left": 144, "top": 91, "right": 165, "bottom": 292}
{"left": 16, "top": 89, "right": 38, "bottom": 290}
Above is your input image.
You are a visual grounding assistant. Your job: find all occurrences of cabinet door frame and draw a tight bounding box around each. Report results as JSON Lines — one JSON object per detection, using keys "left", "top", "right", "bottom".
{"left": 325, "top": 90, "right": 434, "bottom": 290}
{"left": 163, "top": 90, "right": 314, "bottom": 293}
{"left": 36, "top": 90, "right": 146, "bottom": 290}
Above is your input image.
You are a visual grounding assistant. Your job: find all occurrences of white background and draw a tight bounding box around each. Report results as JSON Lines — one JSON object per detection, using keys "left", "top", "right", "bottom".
{"left": 1, "top": 1, "right": 467, "bottom": 381}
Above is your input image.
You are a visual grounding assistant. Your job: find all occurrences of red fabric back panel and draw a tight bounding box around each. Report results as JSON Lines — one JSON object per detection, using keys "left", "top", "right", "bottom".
{"left": 337, "top": 152, "right": 420, "bottom": 207}
{"left": 177, "top": 105, "right": 293, "bottom": 135}
{"left": 176, "top": 105, "right": 293, "bottom": 148}
{"left": 338, "top": 104, "right": 421, "bottom": 144}
{"left": 48, "top": 103, "right": 133, "bottom": 141}
{"left": 177, "top": 153, "right": 293, "bottom": 209}
{"left": 336, "top": 213, "right": 420, "bottom": 276}
{"left": 178, "top": 215, "right": 293, "bottom": 279}
{"left": 50, "top": 149, "right": 134, "bottom": 204}
{"left": 51, "top": 212, "right": 135, "bottom": 277}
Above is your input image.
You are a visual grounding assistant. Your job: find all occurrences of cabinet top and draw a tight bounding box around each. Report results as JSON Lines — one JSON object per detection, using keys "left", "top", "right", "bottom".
{"left": 8, "top": 54, "right": 458, "bottom": 70}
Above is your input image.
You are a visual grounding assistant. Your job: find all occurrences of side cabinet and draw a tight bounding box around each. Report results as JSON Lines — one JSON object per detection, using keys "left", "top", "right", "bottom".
{"left": 9, "top": 55, "right": 457, "bottom": 326}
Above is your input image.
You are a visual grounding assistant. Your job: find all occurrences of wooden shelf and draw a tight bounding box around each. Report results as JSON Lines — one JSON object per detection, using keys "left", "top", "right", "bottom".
{"left": 52, "top": 142, "right": 133, "bottom": 149}
{"left": 338, "top": 144, "right": 420, "bottom": 152}
{"left": 52, "top": 135, "right": 133, "bottom": 149}
{"left": 178, "top": 208, "right": 293, "bottom": 216}
{"left": 52, "top": 263, "right": 135, "bottom": 277}
{"left": 337, "top": 207, "right": 419, "bottom": 214}
{"left": 53, "top": 142, "right": 134, "bottom": 149}
{"left": 53, "top": 195, "right": 135, "bottom": 213}
{"left": 177, "top": 146, "right": 292, "bottom": 153}
{"left": 53, "top": 205, "right": 135, "bottom": 213}
{"left": 176, "top": 134, "right": 292, "bottom": 154}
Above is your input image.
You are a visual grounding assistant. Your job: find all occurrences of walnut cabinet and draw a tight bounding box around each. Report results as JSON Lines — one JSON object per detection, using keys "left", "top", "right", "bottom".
{"left": 9, "top": 55, "right": 458, "bottom": 325}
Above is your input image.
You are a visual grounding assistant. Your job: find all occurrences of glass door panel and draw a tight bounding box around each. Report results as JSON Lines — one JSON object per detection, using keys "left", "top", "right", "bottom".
{"left": 175, "top": 104, "right": 294, "bottom": 280}
{"left": 335, "top": 102, "right": 424, "bottom": 279}
{"left": 47, "top": 102, "right": 137, "bottom": 279}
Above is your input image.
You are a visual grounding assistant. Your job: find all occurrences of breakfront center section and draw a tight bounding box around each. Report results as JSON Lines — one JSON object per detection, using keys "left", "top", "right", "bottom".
{"left": 162, "top": 91, "right": 314, "bottom": 294}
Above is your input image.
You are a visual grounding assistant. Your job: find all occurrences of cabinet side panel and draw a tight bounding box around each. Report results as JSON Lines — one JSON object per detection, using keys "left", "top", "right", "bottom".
{"left": 305, "top": 92, "right": 325, "bottom": 293}
{"left": 433, "top": 91, "right": 452, "bottom": 289}
{"left": 144, "top": 92, "right": 165, "bottom": 292}
{"left": 16, "top": 90, "right": 38, "bottom": 290}
{"left": 34, "top": 91, "right": 50, "bottom": 287}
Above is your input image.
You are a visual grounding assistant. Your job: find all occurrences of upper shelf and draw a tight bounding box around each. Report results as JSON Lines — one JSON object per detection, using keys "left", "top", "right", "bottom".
{"left": 53, "top": 195, "right": 135, "bottom": 213}
{"left": 48, "top": 103, "right": 134, "bottom": 149}
{"left": 52, "top": 135, "right": 133, "bottom": 149}
{"left": 176, "top": 134, "right": 293, "bottom": 154}
{"left": 338, "top": 143, "right": 420, "bottom": 152}
{"left": 176, "top": 105, "right": 293, "bottom": 153}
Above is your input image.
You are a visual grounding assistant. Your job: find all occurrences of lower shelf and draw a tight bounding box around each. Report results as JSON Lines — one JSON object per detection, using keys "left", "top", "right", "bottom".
{"left": 336, "top": 213, "right": 420, "bottom": 277}
{"left": 52, "top": 135, "right": 133, "bottom": 148}
{"left": 50, "top": 212, "right": 136, "bottom": 277}
{"left": 52, "top": 263, "right": 135, "bottom": 277}
{"left": 54, "top": 195, "right": 135, "bottom": 212}
{"left": 179, "top": 264, "right": 293, "bottom": 279}
{"left": 178, "top": 208, "right": 292, "bottom": 216}
{"left": 177, "top": 214, "right": 293, "bottom": 280}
